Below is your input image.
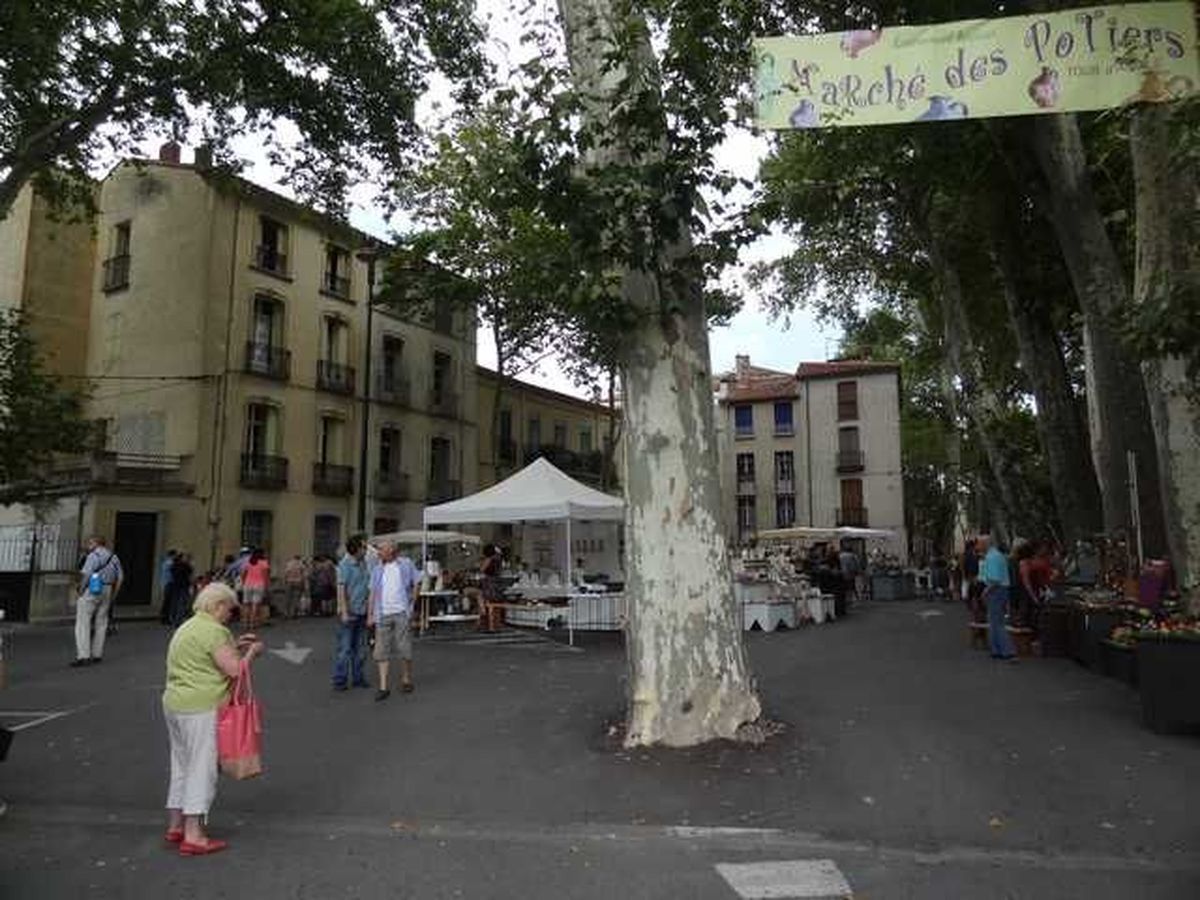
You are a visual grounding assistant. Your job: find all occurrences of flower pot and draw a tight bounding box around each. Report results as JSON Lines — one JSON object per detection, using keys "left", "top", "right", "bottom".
{"left": 1099, "top": 639, "right": 1138, "bottom": 687}
{"left": 1037, "top": 603, "right": 1071, "bottom": 657}
{"left": 1137, "top": 638, "right": 1200, "bottom": 734}
{"left": 1075, "top": 609, "right": 1123, "bottom": 670}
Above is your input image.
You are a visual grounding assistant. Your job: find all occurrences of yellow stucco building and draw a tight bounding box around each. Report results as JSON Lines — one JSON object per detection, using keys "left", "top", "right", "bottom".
{"left": 0, "top": 146, "right": 620, "bottom": 620}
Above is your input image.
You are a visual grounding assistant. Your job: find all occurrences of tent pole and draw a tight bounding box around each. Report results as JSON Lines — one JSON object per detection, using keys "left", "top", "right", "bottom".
{"left": 566, "top": 517, "right": 574, "bottom": 647}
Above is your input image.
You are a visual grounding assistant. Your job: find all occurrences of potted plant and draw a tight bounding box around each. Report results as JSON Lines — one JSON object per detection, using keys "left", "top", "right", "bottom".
{"left": 1135, "top": 617, "right": 1200, "bottom": 734}
{"left": 1101, "top": 625, "right": 1139, "bottom": 687}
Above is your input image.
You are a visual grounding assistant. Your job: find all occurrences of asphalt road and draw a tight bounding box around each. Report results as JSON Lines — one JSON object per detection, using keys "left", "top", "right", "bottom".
{"left": 1, "top": 599, "right": 1197, "bottom": 898}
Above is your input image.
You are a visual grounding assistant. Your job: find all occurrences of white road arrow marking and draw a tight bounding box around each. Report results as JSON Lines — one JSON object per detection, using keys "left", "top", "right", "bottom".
{"left": 918, "top": 609, "right": 945, "bottom": 619}
{"left": 268, "top": 640, "right": 312, "bottom": 665}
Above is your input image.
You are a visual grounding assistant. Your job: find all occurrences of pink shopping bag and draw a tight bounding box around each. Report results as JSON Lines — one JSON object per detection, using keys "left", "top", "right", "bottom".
{"left": 217, "top": 659, "right": 263, "bottom": 779}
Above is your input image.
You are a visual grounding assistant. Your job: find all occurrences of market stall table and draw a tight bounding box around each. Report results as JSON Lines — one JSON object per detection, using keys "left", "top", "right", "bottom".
{"left": 419, "top": 589, "right": 465, "bottom": 633}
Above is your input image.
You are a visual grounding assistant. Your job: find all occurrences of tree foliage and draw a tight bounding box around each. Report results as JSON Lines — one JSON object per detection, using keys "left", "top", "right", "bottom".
{"left": 0, "top": 311, "right": 96, "bottom": 501}
{"left": 0, "top": 0, "right": 486, "bottom": 219}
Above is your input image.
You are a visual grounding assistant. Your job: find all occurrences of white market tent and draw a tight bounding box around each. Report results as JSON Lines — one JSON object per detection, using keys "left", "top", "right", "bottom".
{"left": 422, "top": 457, "right": 624, "bottom": 585}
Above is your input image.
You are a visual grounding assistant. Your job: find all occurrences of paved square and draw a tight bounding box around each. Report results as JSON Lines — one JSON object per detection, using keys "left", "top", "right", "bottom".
{"left": 715, "top": 860, "right": 853, "bottom": 899}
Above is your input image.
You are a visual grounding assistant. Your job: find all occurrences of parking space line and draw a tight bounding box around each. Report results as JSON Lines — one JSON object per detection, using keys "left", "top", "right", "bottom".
{"left": 715, "top": 859, "right": 853, "bottom": 899}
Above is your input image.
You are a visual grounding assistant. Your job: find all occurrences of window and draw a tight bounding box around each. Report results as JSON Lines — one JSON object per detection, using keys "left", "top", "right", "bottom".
{"left": 322, "top": 316, "right": 347, "bottom": 364}
{"left": 379, "top": 426, "right": 400, "bottom": 473}
{"left": 318, "top": 416, "right": 343, "bottom": 464}
{"left": 432, "top": 351, "right": 454, "bottom": 409}
{"left": 241, "top": 510, "right": 273, "bottom": 553}
{"left": 553, "top": 422, "right": 568, "bottom": 448}
{"left": 322, "top": 244, "right": 350, "bottom": 297}
{"left": 251, "top": 295, "right": 282, "bottom": 347}
{"left": 499, "top": 409, "right": 515, "bottom": 463}
{"left": 313, "top": 515, "right": 341, "bottom": 558}
{"left": 736, "top": 452, "right": 755, "bottom": 483}
{"left": 382, "top": 336, "right": 402, "bottom": 388}
{"left": 837, "top": 380, "right": 859, "bottom": 421}
{"left": 737, "top": 496, "right": 757, "bottom": 536}
{"left": 373, "top": 517, "right": 399, "bottom": 536}
{"left": 528, "top": 416, "right": 542, "bottom": 450}
{"left": 432, "top": 300, "right": 454, "bottom": 334}
{"left": 773, "top": 401, "right": 794, "bottom": 436}
{"left": 838, "top": 426, "right": 863, "bottom": 472}
{"left": 774, "top": 451, "right": 794, "bottom": 491}
{"left": 579, "top": 426, "right": 593, "bottom": 454}
{"left": 775, "top": 494, "right": 796, "bottom": 529}
{"left": 244, "top": 403, "right": 277, "bottom": 458}
{"left": 255, "top": 216, "right": 289, "bottom": 276}
{"left": 103, "top": 221, "right": 131, "bottom": 292}
{"left": 734, "top": 404, "right": 754, "bottom": 437}
{"left": 430, "top": 437, "right": 452, "bottom": 479}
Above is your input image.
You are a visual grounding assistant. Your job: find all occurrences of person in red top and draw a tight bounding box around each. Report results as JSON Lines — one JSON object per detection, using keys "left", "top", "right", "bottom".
{"left": 1019, "top": 540, "right": 1058, "bottom": 626}
{"left": 240, "top": 549, "right": 271, "bottom": 628}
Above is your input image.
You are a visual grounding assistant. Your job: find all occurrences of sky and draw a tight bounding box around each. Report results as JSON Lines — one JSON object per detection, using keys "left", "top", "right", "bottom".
{"left": 145, "top": 1, "right": 842, "bottom": 398}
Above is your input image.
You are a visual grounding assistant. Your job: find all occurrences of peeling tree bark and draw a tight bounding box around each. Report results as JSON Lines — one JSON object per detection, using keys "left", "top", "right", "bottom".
{"left": 557, "top": 0, "right": 761, "bottom": 746}
{"left": 1022, "top": 114, "right": 1168, "bottom": 556}
{"left": 987, "top": 191, "right": 1103, "bottom": 546}
{"left": 1130, "top": 104, "right": 1200, "bottom": 609}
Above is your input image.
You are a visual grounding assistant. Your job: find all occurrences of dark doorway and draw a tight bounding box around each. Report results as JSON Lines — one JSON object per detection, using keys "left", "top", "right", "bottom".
{"left": 113, "top": 512, "right": 158, "bottom": 606}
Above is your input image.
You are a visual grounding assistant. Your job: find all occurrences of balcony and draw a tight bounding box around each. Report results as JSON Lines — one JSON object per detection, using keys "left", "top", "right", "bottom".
{"left": 836, "top": 507, "right": 869, "bottom": 527}
{"left": 736, "top": 478, "right": 756, "bottom": 496}
{"left": 317, "top": 360, "right": 356, "bottom": 395}
{"left": 428, "top": 478, "right": 461, "bottom": 504}
{"left": 775, "top": 479, "right": 795, "bottom": 495}
{"left": 836, "top": 450, "right": 865, "bottom": 473}
{"left": 45, "top": 452, "right": 193, "bottom": 494}
{"left": 240, "top": 454, "right": 288, "bottom": 490}
{"left": 253, "top": 245, "right": 289, "bottom": 278}
{"left": 774, "top": 423, "right": 794, "bottom": 437}
{"left": 102, "top": 255, "right": 130, "bottom": 292}
{"left": 244, "top": 342, "right": 291, "bottom": 380}
{"left": 735, "top": 425, "right": 754, "bottom": 440}
{"left": 321, "top": 271, "right": 351, "bottom": 299}
{"left": 312, "top": 462, "right": 354, "bottom": 496}
{"left": 375, "top": 470, "right": 410, "bottom": 502}
{"left": 375, "top": 373, "right": 411, "bottom": 407}
{"left": 429, "top": 389, "right": 459, "bottom": 418}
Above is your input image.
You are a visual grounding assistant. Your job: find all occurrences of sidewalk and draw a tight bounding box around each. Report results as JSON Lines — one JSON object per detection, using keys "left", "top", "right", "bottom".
{"left": 1, "top": 602, "right": 1198, "bottom": 898}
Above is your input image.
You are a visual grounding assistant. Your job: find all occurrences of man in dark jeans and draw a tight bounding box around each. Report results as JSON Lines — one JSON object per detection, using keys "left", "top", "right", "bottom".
{"left": 332, "top": 537, "right": 371, "bottom": 691}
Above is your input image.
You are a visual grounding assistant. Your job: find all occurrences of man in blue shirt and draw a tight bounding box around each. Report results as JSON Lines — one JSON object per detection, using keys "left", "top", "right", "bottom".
{"left": 333, "top": 536, "right": 371, "bottom": 691}
{"left": 980, "top": 534, "right": 1016, "bottom": 661}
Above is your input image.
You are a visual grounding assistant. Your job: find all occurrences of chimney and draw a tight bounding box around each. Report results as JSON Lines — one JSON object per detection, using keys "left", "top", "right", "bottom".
{"left": 193, "top": 144, "right": 213, "bottom": 169}
{"left": 158, "top": 141, "right": 182, "bottom": 164}
{"left": 735, "top": 354, "right": 750, "bottom": 380}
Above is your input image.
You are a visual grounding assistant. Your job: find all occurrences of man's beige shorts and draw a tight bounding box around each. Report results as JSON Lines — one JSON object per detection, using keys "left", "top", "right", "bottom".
{"left": 373, "top": 613, "right": 412, "bottom": 662}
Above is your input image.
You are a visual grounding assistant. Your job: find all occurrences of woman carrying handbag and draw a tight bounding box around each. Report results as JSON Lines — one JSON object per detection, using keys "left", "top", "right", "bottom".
{"left": 162, "top": 582, "right": 264, "bottom": 856}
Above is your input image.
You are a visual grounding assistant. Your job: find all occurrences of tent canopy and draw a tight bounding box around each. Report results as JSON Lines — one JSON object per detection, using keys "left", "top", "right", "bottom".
{"left": 424, "top": 457, "right": 624, "bottom": 525}
{"left": 369, "top": 530, "right": 480, "bottom": 546}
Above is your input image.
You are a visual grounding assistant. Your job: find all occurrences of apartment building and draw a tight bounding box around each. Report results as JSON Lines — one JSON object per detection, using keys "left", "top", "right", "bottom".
{"left": 715, "top": 355, "right": 906, "bottom": 558}
{"left": 0, "top": 144, "right": 478, "bottom": 618}
{"left": 476, "top": 367, "right": 620, "bottom": 491}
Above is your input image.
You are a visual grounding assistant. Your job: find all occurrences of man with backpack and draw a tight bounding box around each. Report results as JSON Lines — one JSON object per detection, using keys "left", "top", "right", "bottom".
{"left": 73, "top": 535, "right": 123, "bottom": 667}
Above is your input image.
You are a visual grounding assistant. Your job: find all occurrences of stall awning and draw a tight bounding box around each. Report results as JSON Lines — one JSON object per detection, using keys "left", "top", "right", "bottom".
{"left": 757, "top": 525, "right": 897, "bottom": 542}
{"left": 423, "top": 457, "right": 624, "bottom": 524}
{"left": 369, "top": 530, "right": 481, "bottom": 546}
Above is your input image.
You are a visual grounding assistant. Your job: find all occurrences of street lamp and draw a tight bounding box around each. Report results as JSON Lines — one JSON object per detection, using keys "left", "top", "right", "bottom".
{"left": 355, "top": 243, "right": 384, "bottom": 533}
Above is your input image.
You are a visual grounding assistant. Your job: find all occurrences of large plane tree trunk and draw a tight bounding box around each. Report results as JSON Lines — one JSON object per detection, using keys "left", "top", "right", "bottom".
{"left": 987, "top": 187, "right": 1103, "bottom": 546}
{"left": 557, "top": 0, "right": 761, "bottom": 747}
{"left": 1130, "top": 103, "right": 1200, "bottom": 609}
{"left": 1022, "top": 114, "right": 1167, "bottom": 556}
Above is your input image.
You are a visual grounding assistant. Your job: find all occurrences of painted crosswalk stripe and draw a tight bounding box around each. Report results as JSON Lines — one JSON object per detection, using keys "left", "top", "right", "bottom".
{"left": 715, "top": 859, "right": 852, "bottom": 899}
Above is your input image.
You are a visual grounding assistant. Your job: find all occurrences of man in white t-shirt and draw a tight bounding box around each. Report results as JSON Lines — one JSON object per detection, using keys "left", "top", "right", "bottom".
{"left": 73, "top": 536, "right": 124, "bottom": 667}
{"left": 366, "top": 541, "right": 420, "bottom": 701}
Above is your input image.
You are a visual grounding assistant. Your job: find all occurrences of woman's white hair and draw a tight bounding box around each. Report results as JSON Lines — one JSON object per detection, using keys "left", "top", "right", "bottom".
{"left": 193, "top": 581, "right": 238, "bottom": 616}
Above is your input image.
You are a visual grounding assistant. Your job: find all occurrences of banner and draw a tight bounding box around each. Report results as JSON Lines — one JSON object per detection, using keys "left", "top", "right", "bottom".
{"left": 754, "top": 3, "right": 1199, "bottom": 129}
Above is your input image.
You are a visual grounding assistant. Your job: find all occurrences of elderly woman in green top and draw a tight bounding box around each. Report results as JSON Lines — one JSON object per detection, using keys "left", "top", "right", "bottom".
{"left": 163, "top": 581, "right": 263, "bottom": 856}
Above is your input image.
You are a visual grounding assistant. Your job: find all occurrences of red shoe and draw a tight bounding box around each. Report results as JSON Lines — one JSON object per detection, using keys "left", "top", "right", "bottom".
{"left": 164, "top": 828, "right": 184, "bottom": 844}
{"left": 179, "top": 838, "right": 228, "bottom": 856}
